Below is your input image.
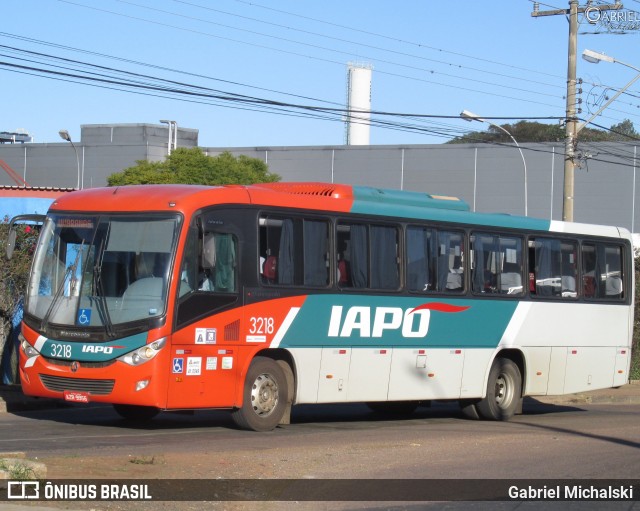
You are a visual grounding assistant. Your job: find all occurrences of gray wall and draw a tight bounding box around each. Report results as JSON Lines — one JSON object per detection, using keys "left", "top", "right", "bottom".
{"left": 0, "top": 123, "right": 198, "bottom": 189}
{"left": 1, "top": 123, "right": 637, "bottom": 232}
{"left": 205, "top": 143, "right": 639, "bottom": 231}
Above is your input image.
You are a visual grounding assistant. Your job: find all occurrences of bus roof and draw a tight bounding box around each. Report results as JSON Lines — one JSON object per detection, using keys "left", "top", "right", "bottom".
{"left": 47, "top": 183, "right": 628, "bottom": 239}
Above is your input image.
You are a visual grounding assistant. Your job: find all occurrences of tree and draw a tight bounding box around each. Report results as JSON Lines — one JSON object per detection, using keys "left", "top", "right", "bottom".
{"left": 448, "top": 119, "right": 638, "bottom": 144}
{"left": 107, "top": 148, "right": 280, "bottom": 186}
{"left": 609, "top": 119, "right": 639, "bottom": 142}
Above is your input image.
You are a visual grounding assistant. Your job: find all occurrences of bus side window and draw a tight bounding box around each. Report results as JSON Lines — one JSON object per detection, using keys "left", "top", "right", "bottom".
{"left": 180, "top": 228, "right": 237, "bottom": 295}
{"left": 582, "top": 242, "right": 624, "bottom": 300}
{"left": 530, "top": 237, "right": 577, "bottom": 299}
{"left": 471, "top": 233, "right": 523, "bottom": 295}
{"left": 406, "top": 226, "right": 436, "bottom": 292}
{"left": 439, "top": 230, "right": 464, "bottom": 293}
{"left": 259, "top": 215, "right": 329, "bottom": 287}
{"left": 336, "top": 222, "right": 399, "bottom": 290}
{"left": 203, "top": 232, "right": 236, "bottom": 292}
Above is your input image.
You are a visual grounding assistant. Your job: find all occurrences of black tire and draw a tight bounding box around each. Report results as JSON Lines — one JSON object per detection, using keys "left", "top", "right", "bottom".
{"left": 113, "top": 404, "right": 160, "bottom": 421}
{"left": 366, "top": 401, "right": 421, "bottom": 415}
{"left": 231, "top": 357, "right": 288, "bottom": 432}
{"left": 476, "top": 358, "right": 522, "bottom": 421}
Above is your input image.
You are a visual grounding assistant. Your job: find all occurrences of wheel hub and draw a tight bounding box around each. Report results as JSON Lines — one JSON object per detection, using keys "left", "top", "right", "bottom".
{"left": 494, "top": 373, "right": 513, "bottom": 408}
{"left": 251, "top": 373, "right": 279, "bottom": 416}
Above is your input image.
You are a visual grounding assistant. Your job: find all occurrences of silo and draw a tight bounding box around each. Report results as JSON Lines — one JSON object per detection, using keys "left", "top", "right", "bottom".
{"left": 345, "top": 62, "right": 373, "bottom": 145}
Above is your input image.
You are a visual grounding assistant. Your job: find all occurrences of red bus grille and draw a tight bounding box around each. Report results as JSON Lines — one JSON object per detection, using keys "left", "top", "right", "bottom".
{"left": 39, "top": 375, "right": 115, "bottom": 395}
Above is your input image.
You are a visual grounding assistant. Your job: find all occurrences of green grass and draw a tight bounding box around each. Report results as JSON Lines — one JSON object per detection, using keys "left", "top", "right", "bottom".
{"left": 0, "top": 459, "right": 37, "bottom": 480}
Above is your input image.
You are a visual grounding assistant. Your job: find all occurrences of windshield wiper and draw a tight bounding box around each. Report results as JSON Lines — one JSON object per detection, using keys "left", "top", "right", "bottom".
{"left": 93, "top": 263, "right": 115, "bottom": 338}
{"left": 41, "top": 240, "right": 84, "bottom": 332}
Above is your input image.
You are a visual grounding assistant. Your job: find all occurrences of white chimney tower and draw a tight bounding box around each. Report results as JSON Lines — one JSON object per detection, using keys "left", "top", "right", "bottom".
{"left": 345, "top": 62, "right": 373, "bottom": 145}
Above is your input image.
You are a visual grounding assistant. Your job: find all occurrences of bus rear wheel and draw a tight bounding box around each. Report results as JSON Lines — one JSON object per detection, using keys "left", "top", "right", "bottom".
{"left": 476, "top": 358, "right": 521, "bottom": 421}
{"left": 231, "top": 357, "right": 288, "bottom": 432}
{"left": 113, "top": 404, "right": 160, "bottom": 421}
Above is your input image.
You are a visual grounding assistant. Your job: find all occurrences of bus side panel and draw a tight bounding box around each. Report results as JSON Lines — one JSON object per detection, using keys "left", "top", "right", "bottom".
{"left": 459, "top": 349, "right": 495, "bottom": 399}
{"left": 388, "top": 348, "right": 465, "bottom": 401}
{"left": 505, "top": 301, "right": 630, "bottom": 395}
{"left": 521, "top": 347, "right": 552, "bottom": 396}
{"left": 613, "top": 347, "right": 632, "bottom": 387}
{"left": 167, "top": 306, "right": 245, "bottom": 408}
{"left": 547, "top": 347, "right": 568, "bottom": 394}
{"left": 288, "top": 348, "right": 322, "bottom": 404}
{"left": 317, "top": 347, "right": 351, "bottom": 403}
{"left": 347, "top": 348, "right": 392, "bottom": 402}
{"left": 563, "top": 347, "right": 617, "bottom": 394}
{"left": 505, "top": 303, "right": 630, "bottom": 350}
{"left": 165, "top": 343, "right": 239, "bottom": 409}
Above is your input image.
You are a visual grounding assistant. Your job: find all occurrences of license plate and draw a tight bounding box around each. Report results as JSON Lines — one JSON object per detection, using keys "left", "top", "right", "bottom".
{"left": 63, "top": 391, "right": 90, "bottom": 403}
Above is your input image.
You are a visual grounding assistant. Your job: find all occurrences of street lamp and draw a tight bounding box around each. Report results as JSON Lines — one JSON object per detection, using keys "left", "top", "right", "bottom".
{"left": 460, "top": 110, "right": 528, "bottom": 216}
{"left": 58, "top": 129, "right": 80, "bottom": 190}
{"left": 159, "top": 120, "right": 177, "bottom": 155}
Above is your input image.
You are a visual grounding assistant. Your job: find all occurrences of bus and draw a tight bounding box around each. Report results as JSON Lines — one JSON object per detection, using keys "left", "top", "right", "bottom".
{"left": 13, "top": 182, "right": 634, "bottom": 431}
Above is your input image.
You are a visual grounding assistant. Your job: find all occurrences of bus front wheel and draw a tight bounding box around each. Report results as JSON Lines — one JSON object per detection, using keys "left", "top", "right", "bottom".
{"left": 476, "top": 358, "right": 521, "bottom": 421}
{"left": 231, "top": 357, "right": 288, "bottom": 432}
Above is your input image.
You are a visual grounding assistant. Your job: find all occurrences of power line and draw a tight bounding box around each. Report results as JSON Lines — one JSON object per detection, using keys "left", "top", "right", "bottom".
{"left": 233, "top": 0, "right": 567, "bottom": 81}
{"left": 0, "top": 41, "right": 566, "bottom": 144}
{"left": 167, "top": 0, "right": 564, "bottom": 92}
{"left": 55, "top": 0, "right": 564, "bottom": 110}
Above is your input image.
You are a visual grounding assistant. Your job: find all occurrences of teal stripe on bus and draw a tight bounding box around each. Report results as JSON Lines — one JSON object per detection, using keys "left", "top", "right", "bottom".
{"left": 350, "top": 186, "right": 551, "bottom": 231}
{"left": 277, "top": 294, "right": 518, "bottom": 349}
{"left": 39, "top": 332, "right": 148, "bottom": 362}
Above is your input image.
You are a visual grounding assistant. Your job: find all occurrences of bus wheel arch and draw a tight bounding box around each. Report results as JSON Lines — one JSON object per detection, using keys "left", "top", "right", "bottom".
{"left": 476, "top": 350, "right": 524, "bottom": 421}
{"left": 231, "top": 351, "right": 294, "bottom": 431}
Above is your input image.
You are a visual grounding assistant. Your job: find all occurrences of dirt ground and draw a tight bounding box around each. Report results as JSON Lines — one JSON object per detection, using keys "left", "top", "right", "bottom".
{"left": 14, "top": 448, "right": 399, "bottom": 511}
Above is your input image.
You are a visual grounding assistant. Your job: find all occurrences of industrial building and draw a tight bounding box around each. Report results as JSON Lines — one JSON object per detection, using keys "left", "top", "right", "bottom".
{"left": 0, "top": 123, "right": 638, "bottom": 234}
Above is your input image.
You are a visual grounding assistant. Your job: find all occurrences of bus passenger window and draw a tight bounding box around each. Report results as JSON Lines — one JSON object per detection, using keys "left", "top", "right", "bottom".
{"left": 370, "top": 225, "right": 399, "bottom": 290}
{"left": 336, "top": 222, "right": 399, "bottom": 290}
{"left": 303, "top": 219, "right": 329, "bottom": 287}
{"left": 530, "top": 237, "right": 577, "bottom": 299}
{"left": 406, "top": 227, "right": 464, "bottom": 293}
{"left": 337, "top": 223, "right": 367, "bottom": 288}
{"left": 582, "top": 242, "right": 624, "bottom": 300}
{"left": 259, "top": 215, "right": 329, "bottom": 287}
{"left": 406, "top": 226, "right": 437, "bottom": 292}
{"left": 439, "top": 231, "right": 465, "bottom": 292}
{"left": 471, "top": 233, "right": 523, "bottom": 295}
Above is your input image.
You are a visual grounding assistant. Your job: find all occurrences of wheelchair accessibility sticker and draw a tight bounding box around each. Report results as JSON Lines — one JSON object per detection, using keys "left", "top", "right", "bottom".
{"left": 172, "top": 358, "right": 184, "bottom": 374}
{"left": 77, "top": 308, "right": 91, "bottom": 326}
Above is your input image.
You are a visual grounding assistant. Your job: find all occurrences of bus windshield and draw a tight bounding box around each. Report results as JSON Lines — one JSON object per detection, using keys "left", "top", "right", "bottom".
{"left": 26, "top": 213, "right": 180, "bottom": 332}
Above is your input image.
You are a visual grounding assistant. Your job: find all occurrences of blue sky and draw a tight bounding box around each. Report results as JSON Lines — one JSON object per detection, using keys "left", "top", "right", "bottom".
{"left": 2, "top": 0, "right": 639, "bottom": 147}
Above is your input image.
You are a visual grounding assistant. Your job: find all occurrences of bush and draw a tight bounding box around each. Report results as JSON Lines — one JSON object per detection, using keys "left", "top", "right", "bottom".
{"left": 631, "top": 257, "right": 640, "bottom": 380}
{"left": 0, "top": 219, "right": 39, "bottom": 383}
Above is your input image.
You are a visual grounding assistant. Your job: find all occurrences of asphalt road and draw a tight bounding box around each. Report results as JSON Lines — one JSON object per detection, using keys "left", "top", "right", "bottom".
{"left": 2, "top": 399, "right": 639, "bottom": 475}
{"left": 1, "top": 399, "right": 638, "bottom": 510}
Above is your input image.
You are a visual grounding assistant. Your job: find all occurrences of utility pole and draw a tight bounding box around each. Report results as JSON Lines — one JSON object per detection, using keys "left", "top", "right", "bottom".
{"left": 532, "top": 1, "right": 623, "bottom": 222}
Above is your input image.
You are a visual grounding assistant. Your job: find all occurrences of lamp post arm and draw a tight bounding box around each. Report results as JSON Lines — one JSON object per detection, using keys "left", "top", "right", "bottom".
{"left": 487, "top": 122, "right": 529, "bottom": 217}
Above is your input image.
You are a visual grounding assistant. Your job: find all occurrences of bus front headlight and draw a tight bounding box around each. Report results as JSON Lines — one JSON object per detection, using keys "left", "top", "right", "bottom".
{"left": 117, "top": 337, "right": 167, "bottom": 366}
{"left": 20, "top": 333, "right": 39, "bottom": 359}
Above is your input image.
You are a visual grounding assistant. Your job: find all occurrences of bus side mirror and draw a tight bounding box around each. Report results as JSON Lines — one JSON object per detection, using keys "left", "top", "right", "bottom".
{"left": 5, "top": 214, "right": 46, "bottom": 260}
{"left": 5, "top": 228, "right": 17, "bottom": 260}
